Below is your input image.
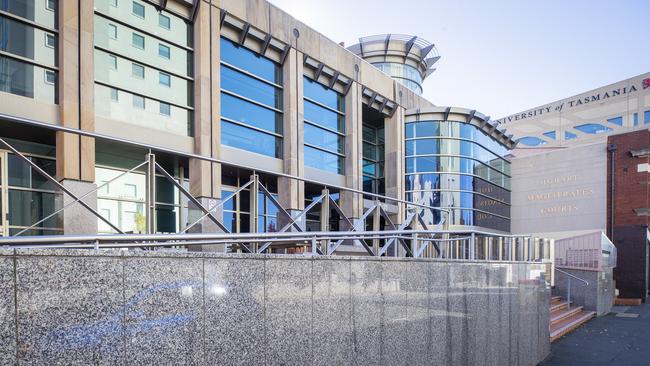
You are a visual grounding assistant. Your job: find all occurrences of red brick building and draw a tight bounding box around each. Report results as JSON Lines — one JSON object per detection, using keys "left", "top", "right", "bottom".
{"left": 607, "top": 129, "right": 650, "bottom": 300}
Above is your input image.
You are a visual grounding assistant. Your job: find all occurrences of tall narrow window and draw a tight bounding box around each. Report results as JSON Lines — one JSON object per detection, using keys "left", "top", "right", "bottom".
{"left": 108, "top": 24, "right": 117, "bottom": 39}
{"left": 132, "top": 1, "right": 145, "bottom": 18}
{"left": 108, "top": 54, "right": 117, "bottom": 70}
{"left": 219, "top": 37, "right": 283, "bottom": 158}
{"left": 303, "top": 77, "right": 345, "bottom": 174}
{"left": 110, "top": 88, "right": 119, "bottom": 102}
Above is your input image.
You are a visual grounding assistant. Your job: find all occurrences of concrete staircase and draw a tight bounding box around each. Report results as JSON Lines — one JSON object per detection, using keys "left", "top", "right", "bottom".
{"left": 549, "top": 295, "right": 596, "bottom": 342}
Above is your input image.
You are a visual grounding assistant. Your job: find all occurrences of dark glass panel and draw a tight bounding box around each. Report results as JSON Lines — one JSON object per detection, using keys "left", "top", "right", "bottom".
{"left": 8, "top": 190, "right": 60, "bottom": 228}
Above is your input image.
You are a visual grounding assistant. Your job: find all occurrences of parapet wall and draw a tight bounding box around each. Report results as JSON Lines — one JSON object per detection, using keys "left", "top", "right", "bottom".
{"left": 0, "top": 249, "right": 550, "bottom": 365}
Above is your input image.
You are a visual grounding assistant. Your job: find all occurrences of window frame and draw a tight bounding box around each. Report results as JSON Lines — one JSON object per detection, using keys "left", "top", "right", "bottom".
{"left": 131, "top": 63, "right": 145, "bottom": 79}
{"left": 131, "top": 33, "right": 145, "bottom": 50}
{"left": 159, "top": 102, "right": 171, "bottom": 116}
{"left": 44, "top": 70, "right": 56, "bottom": 85}
{"left": 132, "top": 1, "right": 145, "bottom": 18}
{"left": 44, "top": 33, "right": 56, "bottom": 49}
{"left": 159, "top": 72, "right": 171, "bottom": 87}
{"left": 132, "top": 94, "right": 145, "bottom": 109}
{"left": 158, "top": 43, "right": 170, "bottom": 59}
{"left": 159, "top": 13, "right": 171, "bottom": 29}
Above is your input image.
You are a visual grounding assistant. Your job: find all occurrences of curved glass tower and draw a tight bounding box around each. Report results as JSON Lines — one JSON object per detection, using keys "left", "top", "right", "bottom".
{"left": 404, "top": 107, "right": 517, "bottom": 232}
{"left": 347, "top": 34, "right": 439, "bottom": 95}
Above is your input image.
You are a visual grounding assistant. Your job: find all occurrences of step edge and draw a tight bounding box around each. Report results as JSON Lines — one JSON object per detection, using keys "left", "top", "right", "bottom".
{"left": 550, "top": 307, "right": 584, "bottom": 324}
{"left": 550, "top": 312, "right": 596, "bottom": 339}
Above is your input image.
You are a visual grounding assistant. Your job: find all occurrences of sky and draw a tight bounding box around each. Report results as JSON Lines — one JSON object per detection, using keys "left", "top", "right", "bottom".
{"left": 267, "top": 0, "right": 650, "bottom": 119}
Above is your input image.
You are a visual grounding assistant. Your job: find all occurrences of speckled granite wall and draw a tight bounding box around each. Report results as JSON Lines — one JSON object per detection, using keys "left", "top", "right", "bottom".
{"left": 0, "top": 249, "right": 550, "bottom": 365}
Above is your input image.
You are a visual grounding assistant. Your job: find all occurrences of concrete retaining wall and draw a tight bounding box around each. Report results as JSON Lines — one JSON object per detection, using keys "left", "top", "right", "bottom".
{"left": 553, "top": 267, "right": 615, "bottom": 316}
{"left": 0, "top": 249, "right": 550, "bottom": 365}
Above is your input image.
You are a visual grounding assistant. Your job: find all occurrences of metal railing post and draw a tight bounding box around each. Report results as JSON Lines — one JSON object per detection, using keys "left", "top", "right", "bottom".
{"left": 470, "top": 232, "right": 476, "bottom": 260}
{"left": 566, "top": 276, "right": 571, "bottom": 310}
{"left": 146, "top": 153, "right": 156, "bottom": 234}
{"left": 250, "top": 174, "right": 259, "bottom": 251}
{"left": 373, "top": 199, "right": 381, "bottom": 255}
{"left": 320, "top": 188, "right": 330, "bottom": 254}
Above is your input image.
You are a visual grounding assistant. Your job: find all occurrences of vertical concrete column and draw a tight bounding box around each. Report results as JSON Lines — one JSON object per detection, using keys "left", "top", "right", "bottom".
{"left": 188, "top": 3, "right": 223, "bottom": 246}
{"left": 384, "top": 106, "right": 405, "bottom": 224}
{"left": 56, "top": 0, "right": 97, "bottom": 234}
{"left": 339, "top": 81, "right": 363, "bottom": 224}
{"left": 278, "top": 48, "right": 305, "bottom": 230}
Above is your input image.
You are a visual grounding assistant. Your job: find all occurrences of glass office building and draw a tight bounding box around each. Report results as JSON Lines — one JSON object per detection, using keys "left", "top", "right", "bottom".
{"left": 0, "top": 0, "right": 517, "bottom": 239}
{"left": 404, "top": 108, "right": 515, "bottom": 232}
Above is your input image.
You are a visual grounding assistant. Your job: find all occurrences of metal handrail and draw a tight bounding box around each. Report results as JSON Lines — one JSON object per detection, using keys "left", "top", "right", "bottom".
{"left": 0, "top": 229, "right": 551, "bottom": 262}
{"left": 0, "top": 112, "right": 450, "bottom": 217}
{"left": 556, "top": 268, "right": 589, "bottom": 310}
{"left": 556, "top": 268, "right": 589, "bottom": 286}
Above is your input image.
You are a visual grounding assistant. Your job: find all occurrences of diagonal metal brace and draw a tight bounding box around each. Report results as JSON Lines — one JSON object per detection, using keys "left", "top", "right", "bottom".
{"left": 0, "top": 137, "right": 124, "bottom": 234}
{"left": 256, "top": 195, "right": 324, "bottom": 254}
{"left": 379, "top": 211, "right": 415, "bottom": 256}
{"left": 379, "top": 206, "right": 413, "bottom": 257}
{"left": 327, "top": 203, "right": 377, "bottom": 255}
{"left": 154, "top": 162, "right": 229, "bottom": 233}
{"left": 327, "top": 196, "right": 374, "bottom": 256}
{"left": 14, "top": 160, "right": 148, "bottom": 236}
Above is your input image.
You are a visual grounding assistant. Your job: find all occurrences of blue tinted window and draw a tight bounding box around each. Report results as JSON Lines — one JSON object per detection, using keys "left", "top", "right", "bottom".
{"left": 303, "top": 77, "right": 343, "bottom": 111}
{"left": 221, "top": 65, "right": 281, "bottom": 108}
{"left": 304, "top": 100, "right": 344, "bottom": 131}
{"left": 634, "top": 113, "right": 639, "bottom": 127}
{"left": 543, "top": 131, "right": 556, "bottom": 140}
{"left": 645, "top": 111, "right": 650, "bottom": 124}
{"left": 159, "top": 102, "right": 170, "bottom": 116}
{"left": 221, "top": 120, "right": 280, "bottom": 158}
{"left": 414, "top": 139, "right": 439, "bottom": 155}
{"left": 304, "top": 146, "right": 343, "bottom": 174}
{"left": 405, "top": 140, "right": 415, "bottom": 156}
{"left": 607, "top": 116, "right": 623, "bottom": 126}
{"left": 159, "top": 72, "right": 171, "bottom": 87}
{"left": 158, "top": 43, "right": 170, "bottom": 59}
{"left": 221, "top": 93, "right": 281, "bottom": 134}
{"left": 220, "top": 37, "right": 280, "bottom": 83}
{"left": 132, "top": 1, "right": 145, "bottom": 17}
{"left": 517, "top": 136, "right": 546, "bottom": 146}
{"left": 132, "top": 33, "right": 145, "bottom": 49}
{"left": 565, "top": 131, "right": 577, "bottom": 140}
{"left": 304, "top": 123, "right": 343, "bottom": 154}
{"left": 574, "top": 123, "right": 612, "bottom": 134}
{"left": 405, "top": 123, "right": 415, "bottom": 139}
{"left": 414, "top": 121, "right": 437, "bottom": 138}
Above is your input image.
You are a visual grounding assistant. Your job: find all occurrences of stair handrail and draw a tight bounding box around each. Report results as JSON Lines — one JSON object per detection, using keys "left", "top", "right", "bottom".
{"left": 556, "top": 268, "right": 589, "bottom": 310}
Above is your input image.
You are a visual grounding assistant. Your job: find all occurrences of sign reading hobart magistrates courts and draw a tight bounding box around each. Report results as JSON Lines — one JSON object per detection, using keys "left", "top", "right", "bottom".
{"left": 509, "top": 143, "right": 607, "bottom": 234}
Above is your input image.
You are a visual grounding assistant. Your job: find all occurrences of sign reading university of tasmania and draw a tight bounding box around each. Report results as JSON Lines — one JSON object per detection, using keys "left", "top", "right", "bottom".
{"left": 496, "top": 75, "right": 650, "bottom": 125}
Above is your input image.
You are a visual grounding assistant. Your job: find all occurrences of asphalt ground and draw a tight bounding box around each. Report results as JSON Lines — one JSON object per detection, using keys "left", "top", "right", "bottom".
{"left": 540, "top": 303, "right": 650, "bottom": 365}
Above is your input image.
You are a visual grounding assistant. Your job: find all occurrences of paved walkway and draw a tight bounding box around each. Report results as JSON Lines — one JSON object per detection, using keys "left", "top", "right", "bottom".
{"left": 541, "top": 303, "right": 650, "bottom": 365}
